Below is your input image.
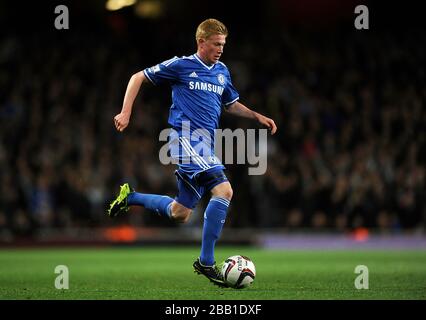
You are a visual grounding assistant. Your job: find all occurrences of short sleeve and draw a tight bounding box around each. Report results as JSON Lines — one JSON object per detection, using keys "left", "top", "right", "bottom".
{"left": 143, "top": 56, "right": 180, "bottom": 85}
{"left": 222, "top": 72, "right": 239, "bottom": 107}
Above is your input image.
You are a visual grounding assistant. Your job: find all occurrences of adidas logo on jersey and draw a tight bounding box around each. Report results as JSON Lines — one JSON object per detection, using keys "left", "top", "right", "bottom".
{"left": 189, "top": 71, "right": 198, "bottom": 78}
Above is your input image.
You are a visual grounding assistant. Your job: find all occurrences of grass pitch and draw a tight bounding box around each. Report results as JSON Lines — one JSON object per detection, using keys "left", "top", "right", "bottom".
{"left": 0, "top": 247, "right": 425, "bottom": 300}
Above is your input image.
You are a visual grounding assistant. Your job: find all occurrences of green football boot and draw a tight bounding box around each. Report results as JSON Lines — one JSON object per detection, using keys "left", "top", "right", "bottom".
{"left": 107, "top": 183, "right": 132, "bottom": 218}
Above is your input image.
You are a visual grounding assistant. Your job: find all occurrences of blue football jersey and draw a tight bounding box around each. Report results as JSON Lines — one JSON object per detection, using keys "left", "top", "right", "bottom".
{"left": 143, "top": 54, "right": 239, "bottom": 136}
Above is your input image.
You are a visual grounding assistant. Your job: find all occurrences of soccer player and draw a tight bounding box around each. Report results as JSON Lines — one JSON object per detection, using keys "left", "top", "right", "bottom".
{"left": 108, "top": 18, "right": 277, "bottom": 287}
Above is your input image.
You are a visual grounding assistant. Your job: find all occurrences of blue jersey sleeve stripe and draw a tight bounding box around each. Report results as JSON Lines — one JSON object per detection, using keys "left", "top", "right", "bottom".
{"left": 162, "top": 56, "right": 179, "bottom": 67}
{"left": 223, "top": 96, "right": 239, "bottom": 106}
{"left": 143, "top": 69, "right": 156, "bottom": 85}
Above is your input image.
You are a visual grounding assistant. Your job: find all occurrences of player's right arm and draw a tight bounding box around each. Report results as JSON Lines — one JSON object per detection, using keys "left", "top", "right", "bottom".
{"left": 114, "top": 57, "right": 179, "bottom": 132}
{"left": 114, "top": 71, "right": 146, "bottom": 132}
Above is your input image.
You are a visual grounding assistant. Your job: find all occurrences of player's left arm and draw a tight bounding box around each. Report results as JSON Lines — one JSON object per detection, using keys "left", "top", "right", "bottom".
{"left": 225, "top": 101, "right": 277, "bottom": 135}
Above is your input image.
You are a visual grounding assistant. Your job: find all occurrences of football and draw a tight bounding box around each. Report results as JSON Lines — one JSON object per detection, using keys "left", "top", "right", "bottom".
{"left": 221, "top": 255, "right": 256, "bottom": 289}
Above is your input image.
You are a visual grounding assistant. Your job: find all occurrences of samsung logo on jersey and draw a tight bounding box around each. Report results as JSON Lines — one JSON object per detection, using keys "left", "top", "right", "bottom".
{"left": 189, "top": 81, "right": 224, "bottom": 95}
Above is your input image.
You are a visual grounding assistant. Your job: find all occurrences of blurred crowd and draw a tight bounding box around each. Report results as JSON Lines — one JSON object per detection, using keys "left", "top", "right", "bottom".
{"left": 0, "top": 24, "right": 425, "bottom": 237}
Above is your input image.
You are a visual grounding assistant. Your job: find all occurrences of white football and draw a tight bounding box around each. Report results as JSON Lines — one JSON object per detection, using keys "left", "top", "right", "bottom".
{"left": 221, "top": 255, "right": 256, "bottom": 289}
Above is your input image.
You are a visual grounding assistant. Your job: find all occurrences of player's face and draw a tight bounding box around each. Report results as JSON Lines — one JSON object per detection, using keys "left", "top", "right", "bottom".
{"left": 199, "top": 34, "right": 226, "bottom": 65}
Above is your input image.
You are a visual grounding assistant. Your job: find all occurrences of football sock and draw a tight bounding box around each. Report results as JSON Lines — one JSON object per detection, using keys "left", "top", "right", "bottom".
{"left": 200, "top": 196, "right": 230, "bottom": 266}
{"left": 127, "top": 192, "right": 173, "bottom": 218}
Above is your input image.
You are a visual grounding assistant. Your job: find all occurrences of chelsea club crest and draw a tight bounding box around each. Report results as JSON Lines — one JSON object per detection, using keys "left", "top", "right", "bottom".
{"left": 217, "top": 74, "right": 226, "bottom": 86}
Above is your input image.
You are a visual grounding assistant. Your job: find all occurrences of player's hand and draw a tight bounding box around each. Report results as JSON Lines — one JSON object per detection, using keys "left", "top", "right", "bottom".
{"left": 114, "top": 113, "right": 130, "bottom": 132}
{"left": 257, "top": 115, "right": 277, "bottom": 135}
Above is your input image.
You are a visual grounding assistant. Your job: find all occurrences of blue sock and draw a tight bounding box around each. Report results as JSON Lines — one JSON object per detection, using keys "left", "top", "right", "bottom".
{"left": 200, "top": 197, "right": 230, "bottom": 266}
{"left": 127, "top": 192, "right": 173, "bottom": 219}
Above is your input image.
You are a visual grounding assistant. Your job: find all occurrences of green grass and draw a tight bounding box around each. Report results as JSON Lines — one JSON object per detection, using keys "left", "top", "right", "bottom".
{"left": 0, "top": 247, "right": 425, "bottom": 299}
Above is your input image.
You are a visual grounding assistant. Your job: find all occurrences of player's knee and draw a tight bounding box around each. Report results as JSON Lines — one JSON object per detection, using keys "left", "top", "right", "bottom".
{"left": 172, "top": 210, "right": 191, "bottom": 223}
{"left": 212, "top": 183, "right": 233, "bottom": 201}
{"left": 170, "top": 203, "right": 192, "bottom": 223}
{"left": 221, "top": 186, "right": 233, "bottom": 201}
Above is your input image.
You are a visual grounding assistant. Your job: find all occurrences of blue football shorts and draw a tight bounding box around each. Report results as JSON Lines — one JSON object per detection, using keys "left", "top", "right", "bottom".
{"left": 168, "top": 129, "right": 229, "bottom": 208}
{"left": 174, "top": 167, "right": 229, "bottom": 209}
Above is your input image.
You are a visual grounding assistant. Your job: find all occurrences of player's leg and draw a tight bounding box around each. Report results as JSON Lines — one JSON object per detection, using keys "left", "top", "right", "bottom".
{"left": 127, "top": 191, "right": 174, "bottom": 218}
{"left": 169, "top": 201, "right": 191, "bottom": 223}
{"left": 167, "top": 169, "right": 204, "bottom": 222}
{"left": 107, "top": 183, "right": 174, "bottom": 219}
{"left": 199, "top": 179, "right": 232, "bottom": 266}
{"left": 107, "top": 171, "right": 201, "bottom": 223}
{"left": 193, "top": 169, "right": 231, "bottom": 287}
